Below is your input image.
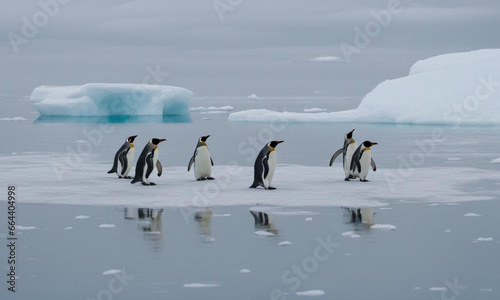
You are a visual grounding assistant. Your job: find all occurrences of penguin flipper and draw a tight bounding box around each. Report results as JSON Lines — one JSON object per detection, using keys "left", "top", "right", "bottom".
{"left": 329, "top": 148, "right": 343, "bottom": 166}
{"left": 188, "top": 150, "right": 196, "bottom": 171}
{"left": 156, "top": 160, "right": 163, "bottom": 177}
{"left": 263, "top": 156, "right": 270, "bottom": 179}
{"left": 118, "top": 149, "right": 128, "bottom": 176}
{"left": 371, "top": 158, "right": 377, "bottom": 171}
{"left": 145, "top": 153, "right": 155, "bottom": 179}
{"left": 211, "top": 157, "right": 214, "bottom": 166}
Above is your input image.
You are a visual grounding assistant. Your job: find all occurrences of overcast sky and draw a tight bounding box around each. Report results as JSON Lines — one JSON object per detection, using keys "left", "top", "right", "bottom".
{"left": 1, "top": 0, "right": 500, "bottom": 98}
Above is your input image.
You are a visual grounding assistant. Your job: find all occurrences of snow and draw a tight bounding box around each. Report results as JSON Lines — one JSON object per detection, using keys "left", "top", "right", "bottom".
{"left": 31, "top": 83, "right": 193, "bottom": 117}
{"left": 296, "top": 290, "right": 325, "bottom": 296}
{"left": 278, "top": 241, "right": 292, "bottom": 246}
{"left": 229, "top": 49, "right": 500, "bottom": 125}
{"left": 0, "top": 117, "right": 27, "bottom": 121}
{"left": 183, "top": 283, "right": 218, "bottom": 288}
{"left": 303, "top": 108, "right": 327, "bottom": 113}
{"left": 191, "top": 106, "right": 233, "bottom": 112}
{"left": 15, "top": 225, "right": 37, "bottom": 230}
{"left": 102, "top": 269, "right": 121, "bottom": 275}
{"left": 475, "top": 237, "right": 494, "bottom": 242}
{"left": 464, "top": 213, "right": 482, "bottom": 217}
{"left": 371, "top": 224, "right": 397, "bottom": 230}
{"left": 255, "top": 231, "right": 275, "bottom": 236}
{"left": 490, "top": 157, "right": 500, "bottom": 163}
{"left": 75, "top": 215, "right": 90, "bottom": 219}
{"left": 99, "top": 224, "right": 116, "bottom": 228}
{"left": 1, "top": 154, "right": 500, "bottom": 207}
{"left": 240, "top": 269, "right": 251, "bottom": 273}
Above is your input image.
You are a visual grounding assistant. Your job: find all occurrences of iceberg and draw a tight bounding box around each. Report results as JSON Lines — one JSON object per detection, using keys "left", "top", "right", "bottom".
{"left": 229, "top": 49, "right": 500, "bottom": 125}
{"left": 31, "top": 83, "right": 193, "bottom": 117}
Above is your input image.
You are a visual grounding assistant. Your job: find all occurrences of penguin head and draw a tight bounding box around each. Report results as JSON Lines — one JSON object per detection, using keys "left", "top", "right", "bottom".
{"left": 362, "top": 141, "right": 378, "bottom": 149}
{"left": 200, "top": 135, "right": 210, "bottom": 143}
{"left": 268, "top": 141, "right": 284, "bottom": 149}
{"left": 345, "top": 129, "right": 355, "bottom": 140}
{"left": 127, "top": 135, "right": 138, "bottom": 143}
{"left": 150, "top": 138, "right": 166, "bottom": 145}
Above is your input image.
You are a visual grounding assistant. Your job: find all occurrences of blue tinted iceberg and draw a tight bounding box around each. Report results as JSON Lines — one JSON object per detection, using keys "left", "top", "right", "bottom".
{"left": 229, "top": 49, "right": 500, "bottom": 125}
{"left": 31, "top": 83, "right": 193, "bottom": 116}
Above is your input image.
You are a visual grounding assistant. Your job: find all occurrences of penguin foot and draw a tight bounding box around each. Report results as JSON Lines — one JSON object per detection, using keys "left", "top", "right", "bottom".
{"left": 267, "top": 187, "right": 276, "bottom": 190}
{"left": 344, "top": 178, "right": 350, "bottom": 181}
{"left": 207, "top": 177, "right": 215, "bottom": 180}
{"left": 360, "top": 179, "right": 369, "bottom": 182}
{"left": 141, "top": 182, "right": 149, "bottom": 186}
{"left": 149, "top": 182, "right": 156, "bottom": 186}
{"left": 124, "top": 176, "right": 132, "bottom": 179}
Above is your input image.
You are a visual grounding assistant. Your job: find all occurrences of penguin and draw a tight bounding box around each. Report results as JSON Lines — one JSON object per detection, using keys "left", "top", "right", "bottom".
{"left": 350, "top": 141, "right": 378, "bottom": 182}
{"left": 131, "top": 138, "right": 166, "bottom": 185}
{"left": 250, "top": 141, "right": 284, "bottom": 190}
{"left": 187, "top": 135, "right": 214, "bottom": 181}
{"left": 329, "top": 129, "right": 357, "bottom": 181}
{"left": 108, "top": 135, "right": 137, "bottom": 179}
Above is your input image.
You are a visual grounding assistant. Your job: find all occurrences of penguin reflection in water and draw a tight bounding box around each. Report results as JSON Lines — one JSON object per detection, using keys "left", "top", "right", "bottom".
{"left": 350, "top": 141, "right": 377, "bottom": 182}
{"left": 108, "top": 135, "right": 137, "bottom": 179}
{"left": 131, "top": 138, "right": 166, "bottom": 186}
{"left": 250, "top": 141, "right": 284, "bottom": 190}
{"left": 188, "top": 135, "right": 215, "bottom": 181}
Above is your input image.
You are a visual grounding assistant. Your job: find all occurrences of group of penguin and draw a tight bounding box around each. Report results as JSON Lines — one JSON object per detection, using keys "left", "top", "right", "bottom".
{"left": 107, "top": 129, "right": 377, "bottom": 188}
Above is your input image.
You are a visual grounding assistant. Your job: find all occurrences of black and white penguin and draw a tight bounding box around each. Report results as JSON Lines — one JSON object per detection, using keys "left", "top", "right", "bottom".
{"left": 131, "top": 138, "right": 166, "bottom": 185}
{"left": 108, "top": 135, "right": 137, "bottom": 179}
{"left": 350, "top": 141, "right": 377, "bottom": 182}
{"left": 329, "top": 129, "right": 357, "bottom": 181}
{"left": 187, "top": 135, "right": 214, "bottom": 181}
{"left": 250, "top": 141, "right": 284, "bottom": 190}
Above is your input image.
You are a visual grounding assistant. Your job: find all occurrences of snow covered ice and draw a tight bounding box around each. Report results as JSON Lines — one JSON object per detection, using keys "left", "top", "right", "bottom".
{"left": 31, "top": 83, "right": 193, "bottom": 117}
{"left": 229, "top": 49, "right": 500, "bottom": 125}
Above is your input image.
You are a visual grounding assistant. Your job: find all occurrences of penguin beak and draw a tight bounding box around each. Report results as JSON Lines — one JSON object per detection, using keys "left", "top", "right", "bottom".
{"left": 277, "top": 141, "right": 284, "bottom": 144}
{"left": 371, "top": 142, "right": 378, "bottom": 146}
{"left": 350, "top": 129, "right": 355, "bottom": 134}
{"left": 205, "top": 135, "right": 210, "bottom": 139}
{"left": 159, "top": 139, "right": 166, "bottom": 143}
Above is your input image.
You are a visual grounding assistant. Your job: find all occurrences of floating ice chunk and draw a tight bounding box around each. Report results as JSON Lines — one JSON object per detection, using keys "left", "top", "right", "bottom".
{"left": 240, "top": 269, "right": 251, "bottom": 273}
{"left": 475, "top": 237, "right": 493, "bottom": 242}
{"left": 490, "top": 157, "right": 500, "bottom": 163}
{"left": 429, "top": 287, "right": 447, "bottom": 291}
{"left": 75, "top": 215, "right": 90, "bottom": 219}
{"left": 0, "top": 117, "right": 27, "bottom": 121}
{"left": 213, "top": 214, "right": 231, "bottom": 217}
{"left": 371, "top": 224, "right": 397, "bottom": 230}
{"left": 31, "top": 83, "right": 192, "bottom": 117}
{"left": 247, "top": 94, "right": 259, "bottom": 100}
{"left": 414, "top": 287, "right": 421, "bottom": 290}
{"left": 296, "top": 290, "right": 325, "bottom": 296}
{"left": 342, "top": 231, "right": 356, "bottom": 237}
{"left": 444, "top": 229, "right": 451, "bottom": 233}
{"left": 64, "top": 227, "right": 73, "bottom": 230}
{"left": 350, "top": 234, "right": 361, "bottom": 239}
{"left": 230, "top": 50, "right": 500, "bottom": 125}
{"left": 279, "top": 241, "right": 292, "bottom": 246}
{"left": 464, "top": 213, "right": 481, "bottom": 217}
{"left": 99, "top": 224, "right": 116, "bottom": 228}
{"left": 183, "top": 283, "right": 218, "bottom": 288}
{"left": 480, "top": 288, "right": 493, "bottom": 292}
{"left": 303, "top": 108, "right": 327, "bottom": 113}
{"left": 102, "top": 269, "right": 121, "bottom": 275}
{"left": 255, "top": 231, "right": 275, "bottom": 236}
{"left": 16, "top": 225, "right": 37, "bottom": 230}
{"left": 305, "top": 217, "right": 313, "bottom": 222}
{"left": 310, "top": 56, "right": 340, "bottom": 62}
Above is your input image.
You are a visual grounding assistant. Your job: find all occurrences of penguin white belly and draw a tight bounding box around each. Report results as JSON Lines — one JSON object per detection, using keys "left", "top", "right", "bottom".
{"left": 264, "top": 151, "right": 277, "bottom": 188}
{"left": 359, "top": 150, "right": 372, "bottom": 180}
{"left": 124, "top": 147, "right": 135, "bottom": 176}
{"left": 194, "top": 146, "right": 212, "bottom": 179}
{"left": 344, "top": 143, "right": 357, "bottom": 178}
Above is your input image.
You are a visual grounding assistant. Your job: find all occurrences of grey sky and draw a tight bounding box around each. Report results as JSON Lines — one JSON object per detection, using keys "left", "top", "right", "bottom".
{"left": 1, "top": 0, "right": 500, "bottom": 98}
